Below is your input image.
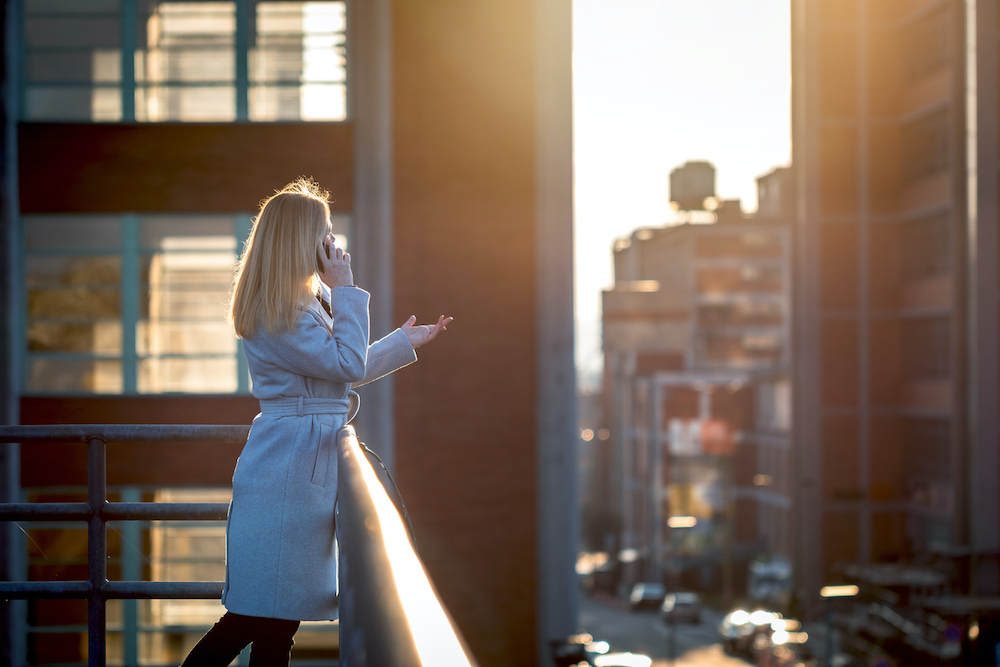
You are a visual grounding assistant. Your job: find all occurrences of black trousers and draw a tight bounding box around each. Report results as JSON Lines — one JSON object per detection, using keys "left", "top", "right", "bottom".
{"left": 181, "top": 612, "right": 300, "bottom": 667}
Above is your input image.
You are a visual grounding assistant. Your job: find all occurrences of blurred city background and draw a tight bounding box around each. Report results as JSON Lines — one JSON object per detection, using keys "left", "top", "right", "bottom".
{"left": 576, "top": 1, "right": 1000, "bottom": 666}
{"left": 1, "top": 0, "right": 1000, "bottom": 666}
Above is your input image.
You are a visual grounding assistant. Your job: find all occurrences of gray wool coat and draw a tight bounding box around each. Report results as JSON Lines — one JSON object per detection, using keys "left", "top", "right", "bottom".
{"left": 221, "top": 285, "right": 417, "bottom": 620}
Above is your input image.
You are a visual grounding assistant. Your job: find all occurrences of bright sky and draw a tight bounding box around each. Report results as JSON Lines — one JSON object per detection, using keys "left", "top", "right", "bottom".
{"left": 573, "top": 0, "right": 792, "bottom": 389}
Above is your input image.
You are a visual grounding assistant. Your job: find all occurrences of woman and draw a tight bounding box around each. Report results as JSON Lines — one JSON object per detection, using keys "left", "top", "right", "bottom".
{"left": 182, "top": 179, "right": 451, "bottom": 666}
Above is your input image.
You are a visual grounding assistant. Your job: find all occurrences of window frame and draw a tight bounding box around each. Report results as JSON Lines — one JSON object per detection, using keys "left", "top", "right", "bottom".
{"left": 19, "top": 0, "right": 350, "bottom": 123}
{"left": 20, "top": 211, "right": 352, "bottom": 396}
{"left": 21, "top": 212, "right": 254, "bottom": 396}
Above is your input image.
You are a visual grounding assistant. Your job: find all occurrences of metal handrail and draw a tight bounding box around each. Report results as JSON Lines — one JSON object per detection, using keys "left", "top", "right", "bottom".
{"left": 0, "top": 424, "right": 248, "bottom": 667}
{"left": 0, "top": 424, "right": 479, "bottom": 667}
{"left": 0, "top": 425, "right": 250, "bottom": 443}
{"left": 336, "top": 426, "right": 477, "bottom": 666}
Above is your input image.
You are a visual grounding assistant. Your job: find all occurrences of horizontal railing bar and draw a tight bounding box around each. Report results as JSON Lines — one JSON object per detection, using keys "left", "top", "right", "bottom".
{"left": 21, "top": 625, "right": 336, "bottom": 635}
{"left": 0, "top": 581, "right": 225, "bottom": 600}
{"left": 103, "top": 502, "right": 230, "bottom": 521}
{"left": 0, "top": 425, "right": 249, "bottom": 443}
{"left": 0, "top": 503, "right": 90, "bottom": 521}
{"left": 14, "top": 664, "right": 347, "bottom": 667}
{"left": 102, "top": 581, "right": 224, "bottom": 599}
{"left": 0, "top": 582, "right": 92, "bottom": 599}
{"left": 0, "top": 502, "right": 231, "bottom": 522}
{"left": 21, "top": 625, "right": 89, "bottom": 633}
{"left": 22, "top": 624, "right": 337, "bottom": 635}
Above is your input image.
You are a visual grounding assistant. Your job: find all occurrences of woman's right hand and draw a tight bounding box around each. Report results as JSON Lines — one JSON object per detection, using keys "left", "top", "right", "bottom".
{"left": 318, "top": 233, "right": 354, "bottom": 288}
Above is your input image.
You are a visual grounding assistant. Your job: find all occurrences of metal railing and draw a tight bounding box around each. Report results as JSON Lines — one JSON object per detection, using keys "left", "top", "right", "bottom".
{"left": 0, "top": 424, "right": 244, "bottom": 667}
{"left": 0, "top": 424, "right": 477, "bottom": 667}
{"left": 336, "top": 427, "right": 476, "bottom": 666}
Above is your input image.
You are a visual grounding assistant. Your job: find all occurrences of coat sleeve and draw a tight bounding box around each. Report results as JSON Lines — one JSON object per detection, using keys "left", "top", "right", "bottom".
{"left": 259, "top": 287, "right": 371, "bottom": 382}
{"left": 354, "top": 329, "right": 417, "bottom": 388}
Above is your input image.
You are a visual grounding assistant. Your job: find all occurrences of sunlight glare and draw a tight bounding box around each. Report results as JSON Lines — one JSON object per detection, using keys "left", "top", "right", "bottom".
{"left": 351, "top": 436, "right": 473, "bottom": 666}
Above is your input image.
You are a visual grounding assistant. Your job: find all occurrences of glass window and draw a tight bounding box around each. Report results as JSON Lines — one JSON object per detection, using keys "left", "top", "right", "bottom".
{"left": 903, "top": 6, "right": 951, "bottom": 83}
{"left": 23, "top": 2, "right": 122, "bottom": 121}
{"left": 23, "top": 214, "right": 243, "bottom": 394}
{"left": 697, "top": 300, "right": 783, "bottom": 327}
{"left": 901, "top": 213, "right": 951, "bottom": 282}
{"left": 23, "top": 212, "right": 351, "bottom": 395}
{"left": 694, "top": 331, "right": 783, "bottom": 368}
{"left": 22, "top": 0, "right": 347, "bottom": 122}
{"left": 755, "top": 378, "right": 791, "bottom": 432}
{"left": 250, "top": 2, "right": 347, "bottom": 121}
{"left": 137, "top": 217, "right": 239, "bottom": 392}
{"left": 26, "top": 216, "right": 122, "bottom": 249}
{"left": 902, "top": 316, "right": 951, "bottom": 380}
{"left": 28, "top": 359, "right": 125, "bottom": 393}
{"left": 25, "top": 217, "right": 123, "bottom": 393}
{"left": 901, "top": 110, "right": 950, "bottom": 183}
{"left": 135, "top": 1, "right": 237, "bottom": 122}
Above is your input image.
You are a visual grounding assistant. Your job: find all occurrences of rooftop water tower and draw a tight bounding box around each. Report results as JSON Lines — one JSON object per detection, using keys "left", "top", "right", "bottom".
{"left": 669, "top": 160, "right": 716, "bottom": 211}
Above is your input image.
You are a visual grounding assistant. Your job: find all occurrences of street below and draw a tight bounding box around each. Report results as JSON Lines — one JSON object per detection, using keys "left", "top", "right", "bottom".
{"left": 578, "top": 595, "right": 751, "bottom": 667}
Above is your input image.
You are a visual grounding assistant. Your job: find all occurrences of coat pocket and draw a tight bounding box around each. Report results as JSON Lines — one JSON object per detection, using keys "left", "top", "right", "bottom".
{"left": 310, "top": 424, "right": 334, "bottom": 487}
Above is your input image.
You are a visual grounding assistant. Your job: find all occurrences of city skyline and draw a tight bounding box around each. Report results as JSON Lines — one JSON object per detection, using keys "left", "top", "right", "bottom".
{"left": 573, "top": 0, "right": 792, "bottom": 387}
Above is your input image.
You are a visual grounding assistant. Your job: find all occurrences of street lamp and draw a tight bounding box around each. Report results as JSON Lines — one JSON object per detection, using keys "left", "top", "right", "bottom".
{"left": 819, "top": 585, "right": 859, "bottom": 666}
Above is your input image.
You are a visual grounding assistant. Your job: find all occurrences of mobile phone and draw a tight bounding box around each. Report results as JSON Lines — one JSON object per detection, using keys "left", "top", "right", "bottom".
{"left": 317, "top": 242, "right": 330, "bottom": 273}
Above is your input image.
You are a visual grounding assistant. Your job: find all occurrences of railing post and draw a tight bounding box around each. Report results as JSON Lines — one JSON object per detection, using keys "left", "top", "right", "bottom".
{"left": 87, "top": 436, "right": 107, "bottom": 667}
{"left": 121, "top": 487, "right": 141, "bottom": 667}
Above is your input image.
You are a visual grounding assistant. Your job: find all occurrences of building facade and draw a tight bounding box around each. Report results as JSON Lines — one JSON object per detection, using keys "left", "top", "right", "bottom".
{"left": 600, "top": 167, "right": 793, "bottom": 600}
{"left": 791, "top": 0, "right": 1000, "bottom": 604}
{"left": 0, "top": 1, "right": 576, "bottom": 665}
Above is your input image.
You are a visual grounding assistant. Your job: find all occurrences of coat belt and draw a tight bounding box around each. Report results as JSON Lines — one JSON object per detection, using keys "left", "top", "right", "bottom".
{"left": 259, "top": 393, "right": 360, "bottom": 421}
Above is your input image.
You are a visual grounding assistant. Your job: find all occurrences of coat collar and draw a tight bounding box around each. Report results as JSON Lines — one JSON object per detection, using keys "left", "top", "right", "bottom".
{"left": 304, "top": 285, "right": 334, "bottom": 327}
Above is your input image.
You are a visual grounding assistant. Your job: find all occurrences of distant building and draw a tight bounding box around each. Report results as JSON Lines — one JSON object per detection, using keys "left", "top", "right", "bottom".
{"left": 600, "top": 166, "right": 793, "bottom": 597}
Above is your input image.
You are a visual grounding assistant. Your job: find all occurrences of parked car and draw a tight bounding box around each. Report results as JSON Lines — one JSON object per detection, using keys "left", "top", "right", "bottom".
{"left": 660, "top": 591, "right": 702, "bottom": 623}
{"left": 719, "top": 609, "right": 780, "bottom": 658}
{"left": 751, "top": 620, "right": 815, "bottom": 667}
{"left": 628, "top": 582, "right": 666, "bottom": 611}
{"left": 720, "top": 609, "right": 757, "bottom": 656}
{"left": 550, "top": 634, "right": 651, "bottom": 667}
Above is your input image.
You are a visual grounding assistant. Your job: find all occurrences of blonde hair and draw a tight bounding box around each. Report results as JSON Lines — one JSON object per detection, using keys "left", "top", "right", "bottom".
{"left": 230, "top": 178, "right": 332, "bottom": 338}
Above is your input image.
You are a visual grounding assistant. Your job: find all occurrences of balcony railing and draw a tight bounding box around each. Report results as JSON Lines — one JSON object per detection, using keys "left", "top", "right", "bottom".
{"left": 0, "top": 424, "right": 476, "bottom": 667}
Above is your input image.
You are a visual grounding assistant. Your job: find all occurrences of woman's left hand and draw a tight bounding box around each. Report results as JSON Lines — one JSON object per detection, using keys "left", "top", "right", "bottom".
{"left": 402, "top": 315, "right": 453, "bottom": 349}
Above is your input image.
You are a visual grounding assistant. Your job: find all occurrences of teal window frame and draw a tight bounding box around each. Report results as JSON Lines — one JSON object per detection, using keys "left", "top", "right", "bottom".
{"left": 21, "top": 213, "right": 254, "bottom": 396}
{"left": 19, "top": 0, "right": 349, "bottom": 123}
{"left": 21, "top": 211, "right": 351, "bottom": 396}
